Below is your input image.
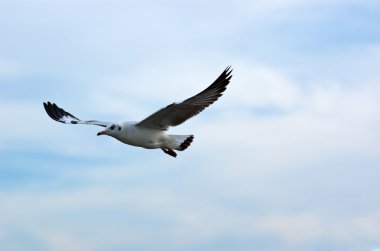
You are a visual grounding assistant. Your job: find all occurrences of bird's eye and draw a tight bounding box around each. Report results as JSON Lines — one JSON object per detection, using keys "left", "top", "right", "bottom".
{"left": 118, "top": 126, "right": 121, "bottom": 131}
{"left": 110, "top": 125, "right": 115, "bottom": 130}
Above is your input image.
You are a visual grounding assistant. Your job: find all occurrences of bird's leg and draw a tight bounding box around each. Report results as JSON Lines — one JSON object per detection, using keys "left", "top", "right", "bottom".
{"left": 161, "top": 148, "right": 177, "bottom": 158}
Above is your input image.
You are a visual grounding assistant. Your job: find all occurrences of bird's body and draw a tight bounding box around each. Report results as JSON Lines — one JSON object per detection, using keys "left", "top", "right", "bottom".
{"left": 44, "top": 67, "right": 232, "bottom": 157}
{"left": 110, "top": 121, "right": 191, "bottom": 150}
{"left": 115, "top": 121, "right": 166, "bottom": 149}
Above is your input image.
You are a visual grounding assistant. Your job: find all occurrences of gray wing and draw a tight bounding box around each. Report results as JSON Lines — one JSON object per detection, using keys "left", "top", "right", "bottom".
{"left": 136, "top": 66, "right": 233, "bottom": 130}
{"left": 43, "top": 102, "right": 111, "bottom": 127}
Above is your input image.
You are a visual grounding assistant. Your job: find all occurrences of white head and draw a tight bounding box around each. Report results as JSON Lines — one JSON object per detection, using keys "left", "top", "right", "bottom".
{"left": 97, "top": 123, "right": 122, "bottom": 138}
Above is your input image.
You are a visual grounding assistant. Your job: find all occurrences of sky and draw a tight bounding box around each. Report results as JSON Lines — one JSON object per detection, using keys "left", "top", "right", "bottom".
{"left": 0, "top": 0, "right": 380, "bottom": 251}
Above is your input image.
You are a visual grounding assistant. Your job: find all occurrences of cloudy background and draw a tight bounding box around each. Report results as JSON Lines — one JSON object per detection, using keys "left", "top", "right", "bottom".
{"left": 1, "top": 0, "right": 380, "bottom": 250}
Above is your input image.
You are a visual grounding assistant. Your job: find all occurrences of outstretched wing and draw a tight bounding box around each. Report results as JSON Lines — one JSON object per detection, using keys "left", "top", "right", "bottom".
{"left": 136, "top": 66, "right": 233, "bottom": 130}
{"left": 43, "top": 102, "right": 111, "bottom": 127}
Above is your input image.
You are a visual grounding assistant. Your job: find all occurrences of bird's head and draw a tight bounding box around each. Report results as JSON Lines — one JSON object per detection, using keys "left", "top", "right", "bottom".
{"left": 97, "top": 123, "right": 122, "bottom": 137}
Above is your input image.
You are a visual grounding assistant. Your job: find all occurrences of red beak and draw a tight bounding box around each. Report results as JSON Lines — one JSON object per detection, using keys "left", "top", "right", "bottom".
{"left": 97, "top": 130, "right": 108, "bottom": 136}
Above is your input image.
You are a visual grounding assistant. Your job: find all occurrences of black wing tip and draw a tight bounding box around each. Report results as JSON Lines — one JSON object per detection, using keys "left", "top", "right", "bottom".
{"left": 202, "top": 66, "right": 232, "bottom": 102}
{"left": 225, "top": 65, "right": 233, "bottom": 72}
{"left": 213, "top": 66, "right": 233, "bottom": 85}
{"left": 211, "top": 66, "right": 233, "bottom": 90}
{"left": 43, "top": 101, "right": 54, "bottom": 107}
{"left": 224, "top": 66, "right": 233, "bottom": 79}
{"left": 43, "top": 101, "right": 56, "bottom": 109}
{"left": 43, "top": 101, "right": 60, "bottom": 121}
{"left": 43, "top": 101, "right": 80, "bottom": 122}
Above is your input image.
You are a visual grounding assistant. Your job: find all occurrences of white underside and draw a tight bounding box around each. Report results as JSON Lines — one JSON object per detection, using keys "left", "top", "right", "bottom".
{"left": 109, "top": 122, "right": 185, "bottom": 150}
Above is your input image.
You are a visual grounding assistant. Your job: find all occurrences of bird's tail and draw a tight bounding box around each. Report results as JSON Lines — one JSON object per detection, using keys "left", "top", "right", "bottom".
{"left": 171, "top": 135, "right": 194, "bottom": 151}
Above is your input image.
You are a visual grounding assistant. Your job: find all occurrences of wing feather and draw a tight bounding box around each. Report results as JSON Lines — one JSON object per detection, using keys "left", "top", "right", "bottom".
{"left": 43, "top": 102, "right": 111, "bottom": 127}
{"left": 136, "top": 66, "right": 233, "bottom": 130}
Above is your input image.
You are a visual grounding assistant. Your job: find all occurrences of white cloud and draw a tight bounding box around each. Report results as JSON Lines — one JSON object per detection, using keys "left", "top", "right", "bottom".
{"left": 0, "top": 59, "right": 21, "bottom": 77}
{"left": 222, "top": 64, "right": 301, "bottom": 110}
{"left": 256, "top": 213, "right": 323, "bottom": 243}
{"left": 0, "top": 101, "right": 44, "bottom": 148}
{"left": 354, "top": 211, "right": 380, "bottom": 240}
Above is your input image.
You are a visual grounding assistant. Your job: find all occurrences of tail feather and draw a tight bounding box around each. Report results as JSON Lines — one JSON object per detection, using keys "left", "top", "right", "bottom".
{"left": 179, "top": 135, "right": 194, "bottom": 150}
{"left": 172, "top": 135, "right": 194, "bottom": 151}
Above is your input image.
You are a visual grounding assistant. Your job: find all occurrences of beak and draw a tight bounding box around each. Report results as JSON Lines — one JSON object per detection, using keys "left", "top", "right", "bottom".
{"left": 97, "top": 130, "right": 108, "bottom": 136}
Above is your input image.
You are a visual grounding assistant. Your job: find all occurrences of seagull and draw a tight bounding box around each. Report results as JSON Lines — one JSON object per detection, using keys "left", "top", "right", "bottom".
{"left": 43, "top": 67, "right": 233, "bottom": 157}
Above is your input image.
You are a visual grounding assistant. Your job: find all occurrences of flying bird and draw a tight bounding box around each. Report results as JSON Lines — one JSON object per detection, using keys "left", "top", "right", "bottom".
{"left": 43, "top": 67, "right": 233, "bottom": 157}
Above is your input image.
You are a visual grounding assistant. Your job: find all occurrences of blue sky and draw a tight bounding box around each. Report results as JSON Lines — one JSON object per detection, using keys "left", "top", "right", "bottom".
{"left": 0, "top": 1, "right": 380, "bottom": 251}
